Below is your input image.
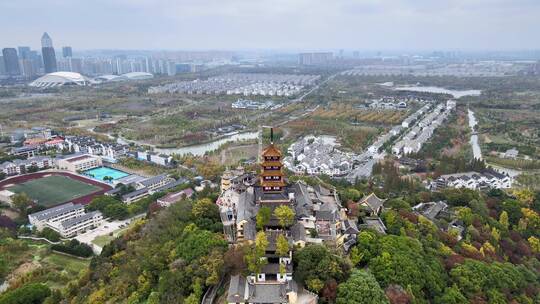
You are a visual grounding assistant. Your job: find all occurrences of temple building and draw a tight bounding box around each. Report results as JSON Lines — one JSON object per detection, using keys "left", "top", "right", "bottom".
{"left": 221, "top": 129, "right": 357, "bottom": 303}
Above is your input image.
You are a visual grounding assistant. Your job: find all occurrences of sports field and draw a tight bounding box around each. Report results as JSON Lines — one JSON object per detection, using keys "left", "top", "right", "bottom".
{"left": 8, "top": 175, "right": 101, "bottom": 207}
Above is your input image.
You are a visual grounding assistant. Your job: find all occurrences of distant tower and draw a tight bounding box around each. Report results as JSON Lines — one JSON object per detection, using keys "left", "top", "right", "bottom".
{"left": 41, "top": 32, "right": 57, "bottom": 73}
{"left": 62, "top": 46, "right": 73, "bottom": 58}
{"left": 2, "top": 48, "right": 21, "bottom": 75}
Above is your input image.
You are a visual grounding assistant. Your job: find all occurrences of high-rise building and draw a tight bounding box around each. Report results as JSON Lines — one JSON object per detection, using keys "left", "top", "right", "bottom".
{"left": 62, "top": 46, "right": 72, "bottom": 58}
{"left": 17, "top": 47, "right": 31, "bottom": 60}
{"left": 20, "top": 59, "right": 36, "bottom": 78}
{"left": 41, "top": 32, "right": 53, "bottom": 48}
{"left": 2, "top": 48, "right": 21, "bottom": 75}
{"left": 0, "top": 56, "right": 5, "bottom": 75}
{"left": 298, "top": 52, "right": 333, "bottom": 65}
{"left": 41, "top": 32, "right": 57, "bottom": 73}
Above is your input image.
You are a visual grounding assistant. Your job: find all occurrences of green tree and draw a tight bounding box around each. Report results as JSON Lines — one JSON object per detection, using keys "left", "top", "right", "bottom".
{"left": 499, "top": 210, "right": 509, "bottom": 230}
{"left": 176, "top": 224, "right": 227, "bottom": 262}
{"left": 275, "top": 234, "right": 289, "bottom": 257}
{"left": 256, "top": 206, "right": 272, "bottom": 230}
{"left": 336, "top": 270, "right": 389, "bottom": 304}
{"left": 0, "top": 283, "right": 51, "bottom": 304}
{"left": 39, "top": 227, "right": 61, "bottom": 242}
{"left": 103, "top": 203, "right": 129, "bottom": 219}
{"left": 192, "top": 198, "right": 219, "bottom": 220}
{"left": 274, "top": 205, "right": 295, "bottom": 228}
{"left": 434, "top": 285, "right": 467, "bottom": 304}
{"left": 367, "top": 235, "right": 446, "bottom": 299}
{"left": 294, "top": 245, "right": 350, "bottom": 293}
{"left": 11, "top": 192, "right": 33, "bottom": 215}
{"left": 245, "top": 231, "right": 269, "bottom": 275}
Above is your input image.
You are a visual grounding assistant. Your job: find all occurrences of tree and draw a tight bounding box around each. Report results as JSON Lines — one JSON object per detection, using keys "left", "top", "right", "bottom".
{"left": 528, "top": 236, "right": 540, "bottom": 253}
{"left": 11, "top": 192, "right": 33, "bottom": 215}
{"left": 0, "top": 283, "right": 51, "bottom": 304}
{"left": 294, "top": 245, "right": 350, "bottom": 293}
{"left": 275, "top": 234, "right": 289, "bottom": 257}
{"left": 499, "top": 211, "right": 509, "bottom": 230}
{"left": 274, "top": 205, "right": 295, "bottom": 228}
{"left": 336, "top": 270, "right": 389, "bottom": 304}
{"left": 39, "top": 227, "right": 61, "bottom": 242}
{"left": 367, "top": 235, "right": 446, "bottom": 299}
{"left": 256, "top": 206, "right": 272, "bottom": 230}
{"left": 513, "top": 188, "right": 534, "bottom": 206}
{"left": 103, "top": 203, "right": 129, "bottom": 219}
{"left": 245, "top": 231, "right": 269, "bottom": 276}
{"left": 192, "top": 198, "right": 219, "bottom": 220}
{"left": 434, "top": 285, "right": 467, "bottom": 304}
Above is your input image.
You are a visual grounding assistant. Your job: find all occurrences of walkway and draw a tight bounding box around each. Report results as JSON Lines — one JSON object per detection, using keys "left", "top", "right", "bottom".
{"left": 468, "top": 109, "right": 482, "bottom": 160}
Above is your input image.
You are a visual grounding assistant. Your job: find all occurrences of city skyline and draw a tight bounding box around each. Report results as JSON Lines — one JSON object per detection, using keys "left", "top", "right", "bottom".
{"left": 1, "top": 0, "right": 540, "bottom": 51}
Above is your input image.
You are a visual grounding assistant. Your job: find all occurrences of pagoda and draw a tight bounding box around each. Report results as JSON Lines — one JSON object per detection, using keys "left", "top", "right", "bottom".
{"left": 260, "top": 128, "right": 286, "bottom": 192}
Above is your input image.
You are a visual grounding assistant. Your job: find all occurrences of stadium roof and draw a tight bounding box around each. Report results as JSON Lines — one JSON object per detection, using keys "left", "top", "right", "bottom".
{"left": 29, "top": 72, "right": 91, "bottom": 88}
{"left": 94, "top": 74, "right": 122, "bottom": 82}
{"left": 121, "top": 72, "right": 154, "bottom": 80}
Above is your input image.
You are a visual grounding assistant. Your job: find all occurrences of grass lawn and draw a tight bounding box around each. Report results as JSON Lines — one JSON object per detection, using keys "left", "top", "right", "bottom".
{"left": 42, "top": 252, "right": 89, "bottom": 275}
{"left": 8, "top": 175, "right": 100, "bottom": 207}
{"left": 1, "top": 240, "right": 90, "bottom": 291}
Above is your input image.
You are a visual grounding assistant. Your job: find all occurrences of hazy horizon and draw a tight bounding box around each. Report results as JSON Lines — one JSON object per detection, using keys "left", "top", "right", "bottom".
{"left": 1, "top": 0, "right": 540, "bottom": 51}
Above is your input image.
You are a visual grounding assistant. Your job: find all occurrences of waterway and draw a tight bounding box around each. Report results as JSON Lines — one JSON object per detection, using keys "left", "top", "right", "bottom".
{"left": 118, "top": 131, "right": 260, "bottom": 157}
{"left": 394, "top": 86, "right": 481, "bottom": 98}
{"left": 468, "top": 109, "right": 482, "bottom": 160}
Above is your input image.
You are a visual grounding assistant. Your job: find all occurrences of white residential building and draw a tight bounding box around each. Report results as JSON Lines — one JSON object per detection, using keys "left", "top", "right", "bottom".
{"left": 57, "top": 154, "right": 102, "bottom": 172}
{"left": 28, "top": 202, "right": 86, "bottom": 231}
{"left": 433, "top": 171, "right": 512, "bottom": 190}
{"left": 47, "top": 211, "right": 103, "bottom": 238}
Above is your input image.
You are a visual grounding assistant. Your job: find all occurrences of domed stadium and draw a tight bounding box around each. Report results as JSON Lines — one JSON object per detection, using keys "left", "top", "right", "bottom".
{"left": 120, "top": 72, "right": 154, "bottom": 80}
{"left": 29, "top": 72, "right": 91, "bottom": 88}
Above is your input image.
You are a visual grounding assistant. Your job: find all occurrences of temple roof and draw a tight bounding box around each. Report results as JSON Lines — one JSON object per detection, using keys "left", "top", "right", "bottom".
{"left": 262, "top": 144, "right": 282, "bottom": 157}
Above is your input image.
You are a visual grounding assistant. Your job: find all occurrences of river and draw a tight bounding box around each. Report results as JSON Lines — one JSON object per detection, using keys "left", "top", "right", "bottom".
{"left": 394, "top": 86, "right": 481, "bottom": 98}
{"left": 468, "top": 109, "right": 482, "bottom": 160}
{"left": 118, "top": 131, "right": 260, "bottom": 157}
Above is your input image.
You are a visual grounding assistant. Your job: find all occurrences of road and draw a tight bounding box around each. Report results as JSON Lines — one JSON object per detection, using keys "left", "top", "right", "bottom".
{"left": 468, "top": 109, "right": 482, "bottom": 160}
{"left": 293, "top": 72, "right": 338, "bottom": 102}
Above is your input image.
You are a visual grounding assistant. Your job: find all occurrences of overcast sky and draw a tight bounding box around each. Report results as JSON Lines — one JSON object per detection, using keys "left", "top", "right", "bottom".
{"left": 1, "top": 0, "right": 539, "bottom": 51}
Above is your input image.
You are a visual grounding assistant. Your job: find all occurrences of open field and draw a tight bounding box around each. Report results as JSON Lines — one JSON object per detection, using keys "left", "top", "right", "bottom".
{"left": 0, "top": 172, "right": 112, "bottom": 206}
{"left": 311, "top": 103, "right": 408, "bottom": 125}
{"left": 209, "top": 143, "right": 259, "bottom": 166}
{"left": 1, "top": 239, "right": 89, "bottom": 292}
{"left": 7, "top": 175, "right": 100, "bottom": 207}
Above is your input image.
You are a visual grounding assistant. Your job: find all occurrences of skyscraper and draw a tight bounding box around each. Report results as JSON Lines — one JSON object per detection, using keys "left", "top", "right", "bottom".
{"left": 41, "top": 32, "right": 57, "bottom": 73}
{"left": 17, "top": 47, "right": 31, "bottom": 60}
{"left": 2, "top": 48, "right": 21, "bottom": 75}
{"left": 62, "top": 46, "right": 72, "bottom": 58}
{"left": 0, "top": 56, "right": 5, "bottom": 75}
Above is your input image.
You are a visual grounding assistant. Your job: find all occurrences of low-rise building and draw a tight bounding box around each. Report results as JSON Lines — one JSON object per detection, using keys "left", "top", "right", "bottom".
{"left": 10, "top": 145, "right": 40, "bottom": 158}
{"left": 136, "top": 174, "right": 175, "bottom": 191}
{"left": 57, "top": 154, "right": 102, "bottom": 172}
{"left": 28, "top": 202, "right": 86, "bottom": 231}
{"left": 157, "top": 188, "right": 194, "bottom": 207}
{"left": 47, "top": 210, "right": 103, "bottom": 238}
{"left": 433, "top": 170, "right": 512, "bottom": 190}
{"left": 284, "top": 136, "right": 354, "bottom": 177}
{"left": 0, "top": 156, "right": 53, "bottom": 176}
{"left": 503, "top": 148, "right": 519, "bottom": 159}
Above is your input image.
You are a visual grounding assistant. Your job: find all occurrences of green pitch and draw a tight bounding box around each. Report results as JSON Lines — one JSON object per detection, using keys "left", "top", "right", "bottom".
{"left": 8, "top": 175, "right": 100, "bottom": 207}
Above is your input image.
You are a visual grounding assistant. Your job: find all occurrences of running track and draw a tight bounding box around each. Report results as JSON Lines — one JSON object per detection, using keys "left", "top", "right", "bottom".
{"left": 0, "top": 171, "right": 112, "bottom": 206}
